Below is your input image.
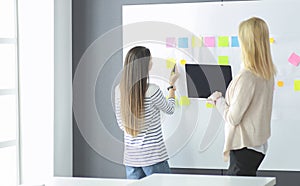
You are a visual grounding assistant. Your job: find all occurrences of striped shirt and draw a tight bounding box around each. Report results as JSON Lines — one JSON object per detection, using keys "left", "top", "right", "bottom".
{"left": 115, "top": 83, "right": 175, "bottom": 167}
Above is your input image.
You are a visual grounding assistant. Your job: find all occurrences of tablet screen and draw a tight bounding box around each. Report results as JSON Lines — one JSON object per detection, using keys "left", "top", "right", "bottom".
{"left": 185, "top": 64, "right": 232, "bottom": 98}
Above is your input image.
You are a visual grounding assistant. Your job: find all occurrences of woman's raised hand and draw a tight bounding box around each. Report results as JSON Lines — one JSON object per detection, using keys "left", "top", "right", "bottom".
{"left": 169, "top": 64, "right": 180, "bottom": 85}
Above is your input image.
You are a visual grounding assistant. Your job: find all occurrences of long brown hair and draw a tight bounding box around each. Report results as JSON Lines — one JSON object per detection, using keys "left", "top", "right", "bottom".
{"left": 239, "top": 17, "right": 276, "bottom": 80}
{"left": 120, "top": 46, "right": 151, "bottom": 137}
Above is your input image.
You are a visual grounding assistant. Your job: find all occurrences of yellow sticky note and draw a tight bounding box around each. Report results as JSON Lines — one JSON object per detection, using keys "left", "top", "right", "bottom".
{"left": 192, "top": 36, "right": 202, "bottom": 47}
{"left": 294, "top": 80, "right": 300, "bottom": 91}
{"left": 277, "top": 81, "right": 284, "bottom": 87}
{"left": 269, "top": 37, "right": 275, "bottom": 44}
{"left": 218, "top": 36, "right": 229, "bottom": 47}
{"left": 180, "top": 59, "right": 186, "bottom": 65}
{"left": 218, "top": 56, "right": 229, "bottom": 65}
{"left": 206, "top": 102, "right": 215, "bottom": 108}
{"left": 166, "top": 58, "right": 176, "bottom": 69}
{"left": 179, "top": 96, "right": 190, "bottom": 106}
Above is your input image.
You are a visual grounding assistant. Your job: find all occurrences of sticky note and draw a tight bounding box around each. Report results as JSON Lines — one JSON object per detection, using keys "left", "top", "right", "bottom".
{"left": 206, "top": 102, "right": 215, "bottom": 108}
{"left": 180, "top": 59, "right": 186, "bottom": 65}
{"left": 166, "top": 37, "right": 176, "bottom": 48}
{"left": 192, "top": 36, "right": 202, "bottom": 47}
{"left": 294, "top": 80, "right": 300, "bottom": 91}
{"left": 269, "top": 37, "right": 275, "bottom": 44}
{"left": 179, "top": 96, "right": 190, "bottom": 106}
{"left": 288, "top": 52, "right": 300, "bottom": 66}
{"left": 218, "top": 56, "right": 229, "bottom": 65}
{"left": 166, "top": 58, "right": 176, "bottom": 69}
{"left": 178, "top": 37, "right": 188, "bottom": 48}
{"left": 204, "top": 36, "right": 215, "bottom": 47}
{"left": 231, "top": 36, "right": 239, "bottom": 47}
{"left": 218, "top": 36, "right": 229, "bottom": 47}
{"left": 277, "top": 81, "right": 284, "bottom": 87}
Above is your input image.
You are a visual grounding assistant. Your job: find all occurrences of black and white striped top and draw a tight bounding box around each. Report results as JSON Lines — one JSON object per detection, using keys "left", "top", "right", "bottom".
{"left": 115, "top": 83, "right": 175, "bottom": 167}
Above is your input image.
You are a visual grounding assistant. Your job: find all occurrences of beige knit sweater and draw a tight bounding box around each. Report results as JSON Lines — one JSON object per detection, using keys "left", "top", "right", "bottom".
{"left": 216, "top": 68, "right": 274, "bottom": 161}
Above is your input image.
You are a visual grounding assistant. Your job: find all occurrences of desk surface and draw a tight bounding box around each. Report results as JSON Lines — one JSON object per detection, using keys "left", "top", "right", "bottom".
{"left": 127, "top": 174, "right": 276, "bottom": 186}
{"left": 46, "top": 177, "right": 134, "bottom": 186}
{"left": 46, "top": 174, "right": 276, "bottom": 186}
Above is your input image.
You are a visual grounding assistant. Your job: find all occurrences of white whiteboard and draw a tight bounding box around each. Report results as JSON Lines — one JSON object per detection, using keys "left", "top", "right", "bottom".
{"left": 122, "top": 0, "right": 300, "bottom": 171}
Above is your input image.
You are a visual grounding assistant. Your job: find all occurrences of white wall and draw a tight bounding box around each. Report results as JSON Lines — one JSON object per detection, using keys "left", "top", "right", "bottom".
{"left": 18, "top": 0, "right": 54, "bottom": 184}
{"left": 54, "top": 0, "right": 72, "bottom": 177}
{"left": 123, "top": 1, "right": 300, "bottom": 171}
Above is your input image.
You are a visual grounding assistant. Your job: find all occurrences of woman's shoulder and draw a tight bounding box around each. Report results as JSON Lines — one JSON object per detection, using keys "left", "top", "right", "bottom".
{"left": 146, "top": 83, "right": 161, "bottom": 97}
{"left": 239, "top": 68, "right": 254, "bottom": 77}
{"left": 233, "top": 68, "right": 273, "bottom": 90}
{"left": 240, "top": 68, "right": 273, "bottom": 83}
{"left": 229, "top": 69, "right": 256, "bottom": 90}
{"left": 236, "top": 69, "right": 258, "bottom": 82}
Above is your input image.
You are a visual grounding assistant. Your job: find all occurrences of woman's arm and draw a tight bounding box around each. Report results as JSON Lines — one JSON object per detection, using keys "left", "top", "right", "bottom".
{"left": 223, "top": 74, "right": 256, "bottom": 126}
{"left": 151, "top": 88, "right": 176, "bottom": 115}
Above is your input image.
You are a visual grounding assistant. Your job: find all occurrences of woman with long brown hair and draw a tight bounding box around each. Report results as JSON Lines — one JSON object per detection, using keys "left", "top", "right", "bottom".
{"left": 207, "top": 17, "right": 276, "bottom": 176}
{"left": 115, "top": 46, "right": 179, "bottom": 179}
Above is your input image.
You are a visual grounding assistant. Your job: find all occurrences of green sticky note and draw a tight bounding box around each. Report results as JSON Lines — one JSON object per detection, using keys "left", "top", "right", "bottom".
{"left": 218, "top": 36, "right": 229, "bottom": 47}
{"left": 166, "top": 58, "right": 176, "bottom": 69}
{"left": 294, "top": 80, "right": 300, "bottom": 91}
{"left": 192, "top": 36, "right": 202, "bottom": 47}
{"left": 206, "top": 102, "right": 215, "bottom": 108}
{"left": 179, "top": 96, "right": 190, "bottom": 106}
{"left": 218, "top": 56, "right": 229, "bottom": 65}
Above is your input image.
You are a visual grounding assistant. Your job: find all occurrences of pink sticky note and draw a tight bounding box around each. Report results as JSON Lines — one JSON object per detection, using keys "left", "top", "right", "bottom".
{"left": 166, "top": 37, "right": 176, "bottom": 48}
{"left": 288, "top": 52, "right": 300, "bottom": 66}
{"left": 204, "top": 36, "right": 215, "bottom": 47}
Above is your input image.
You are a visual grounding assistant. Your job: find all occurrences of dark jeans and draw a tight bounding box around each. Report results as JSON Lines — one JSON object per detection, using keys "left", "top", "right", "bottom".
{"left": 125, "top": 160, "right": 171, "bottom": 179}
{"left": 227, "top": 147, "right": 265, "bottom": 176}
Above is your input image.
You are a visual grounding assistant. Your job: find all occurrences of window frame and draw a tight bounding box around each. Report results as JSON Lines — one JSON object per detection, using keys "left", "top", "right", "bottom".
{"left": 0, "top": 0, "right": 20, "bottom": 185}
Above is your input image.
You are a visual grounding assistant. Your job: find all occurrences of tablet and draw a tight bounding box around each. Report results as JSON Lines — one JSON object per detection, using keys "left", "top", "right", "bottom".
{"left": 185, "top": 64, "right": 232, "bottom": 98}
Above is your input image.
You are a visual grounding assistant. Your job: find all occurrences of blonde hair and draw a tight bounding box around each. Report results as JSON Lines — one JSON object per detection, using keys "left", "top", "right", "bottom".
{"left": 239, "top": 17, "right": 276, "bottom": 80}
{"left": 119, "top": 46, "right": 151, "bottom": 137}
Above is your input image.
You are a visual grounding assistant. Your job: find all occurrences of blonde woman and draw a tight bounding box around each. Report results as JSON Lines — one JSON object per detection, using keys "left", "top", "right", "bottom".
{"left": 115, "top": 46, "right": 179, "bottom": 179}
{"left": 207, "top": 17, "right": 276, "bottom": 176}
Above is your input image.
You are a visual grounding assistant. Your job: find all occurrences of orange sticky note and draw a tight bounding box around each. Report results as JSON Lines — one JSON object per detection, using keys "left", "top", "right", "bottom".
{"left": 277, "top": 81, "right": 284, "bottom": 87}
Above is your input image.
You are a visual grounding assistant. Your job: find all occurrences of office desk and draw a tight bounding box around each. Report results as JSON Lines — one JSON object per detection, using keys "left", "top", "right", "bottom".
{"left": 127, "top": 174, "right": 276, "bottom": 186}
{"left": 46, "top": 177, "right": 135, "bottom": 186}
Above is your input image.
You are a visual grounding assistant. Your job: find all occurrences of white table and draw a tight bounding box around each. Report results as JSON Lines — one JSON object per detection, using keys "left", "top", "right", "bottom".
{"left": 127, "top": 174, "right": 276, "bottom": 186}
{"left": 45, "top": 174, "right": 276, "bottom": 186}
{"left": 46, "top": 177, "right": 135, "bottom": 186}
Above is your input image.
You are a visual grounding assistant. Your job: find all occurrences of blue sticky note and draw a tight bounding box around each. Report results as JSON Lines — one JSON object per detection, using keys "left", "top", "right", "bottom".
{"left": 178, "top": 37, "right": 188, "bottom": 48}
{"left": 231, "top": 36, "right": 239, "bottom": 47}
